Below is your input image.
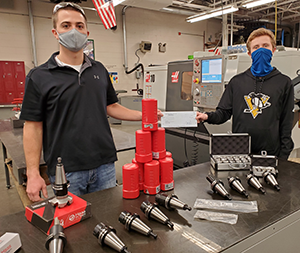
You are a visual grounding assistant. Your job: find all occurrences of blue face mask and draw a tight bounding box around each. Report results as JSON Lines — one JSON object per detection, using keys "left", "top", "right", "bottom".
{"left": 250, "top": 48, "right": 274, "bottom": 77}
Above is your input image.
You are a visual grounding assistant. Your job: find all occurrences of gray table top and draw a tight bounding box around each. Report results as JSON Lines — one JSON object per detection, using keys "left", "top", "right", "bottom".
{"left": 0, "top": 119, "right": 136, "bottom": 170}
{"left": 1, "top": 160, "right": 300, "bottom": 253}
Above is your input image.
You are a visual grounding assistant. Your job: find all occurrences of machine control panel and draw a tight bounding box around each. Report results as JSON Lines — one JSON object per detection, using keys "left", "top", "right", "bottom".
{"left": 192, "top": 55, "right": 225, "bottom": 109}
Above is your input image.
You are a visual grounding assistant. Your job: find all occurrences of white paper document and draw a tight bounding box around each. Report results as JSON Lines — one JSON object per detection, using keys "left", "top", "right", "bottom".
{"left": 161, "top": 111, "right": 197, "bottom": 128}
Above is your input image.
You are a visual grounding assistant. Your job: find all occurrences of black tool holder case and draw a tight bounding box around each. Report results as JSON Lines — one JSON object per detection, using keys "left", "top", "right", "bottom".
{"left": 210, "top": 133, "right": 251, "bottom": 171}
{"left": 250, "top": 151, "right": 278, "bottom": 177}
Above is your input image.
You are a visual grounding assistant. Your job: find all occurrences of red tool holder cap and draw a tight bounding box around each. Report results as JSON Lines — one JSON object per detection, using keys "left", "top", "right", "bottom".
{"left": 152, "top": 127, "right": 166, "bottom": 159}
{"left": 159, "top": 157, "right": 174, "bottom": 191}
{"left": 122, "top": 163, "right": 140, "bottom": 199}
{"left": 166, "top": 151, "right": 172, "bottom": 158}
{"left": 144, "top": 160, "right": 160, "bottom": 195}
{"left": 142, "top": 98, "right": 158, "bottom": 131}
{"left": 135, "top": 130, "right": 152, "bottom": 163}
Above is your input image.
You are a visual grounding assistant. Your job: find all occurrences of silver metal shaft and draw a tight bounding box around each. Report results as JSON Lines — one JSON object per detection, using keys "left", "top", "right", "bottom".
{"left": 93, "top": 223, "right": 130, "bottom": 253}
{"left": 228, "top": 177, "right": 248, "bottom": 198}
{"left": 263, "top": 171, "right": 280, "bottom": 191}
{"left": 104, "top": 232, "right": 129, "bottom": 253}
{"left": 131, "top": 218, "right": 157, "bottom": 238}
{"left": 45, "top": 217, "right": 66, "bottom": 253}
{"left": 119, "top": 211, "right": 157, "bottom": 239}
{"left": 247, "top": 174, "right": 266, "bottom": 194}
{"left": 141, "top": 202, "right": 174, "bottom": 229}
{"left": 207, "top": 175, "right": 232, "bottom": 200}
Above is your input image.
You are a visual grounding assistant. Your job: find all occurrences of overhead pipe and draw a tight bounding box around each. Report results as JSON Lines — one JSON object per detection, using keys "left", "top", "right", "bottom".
{"left": 122, "top": 6, "right": 144, "bottom": 75}
{"left": 292, "top": 23, "right": 296, "bottom": 48}
{"left": 27, "top": 0, "right": 38, "bottom": 67}
{"left": 230, "top": 12, "right": 233, "bottom": 46}
{"left": 122, "top": 6, "right": 129, "bottom": 72}
{"left": 222, "top": 13, "right": 228, "bottom": 54}
{"left": 275, "top": 0, "right": 277, "bottom": 40}
{"left": 297, "top": 22, "right": 300, "bottom": 50}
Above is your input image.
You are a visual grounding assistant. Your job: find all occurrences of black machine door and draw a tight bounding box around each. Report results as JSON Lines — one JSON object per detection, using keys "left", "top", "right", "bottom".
{"left": 166, "top": 60, "right": 193, "bottom": 111}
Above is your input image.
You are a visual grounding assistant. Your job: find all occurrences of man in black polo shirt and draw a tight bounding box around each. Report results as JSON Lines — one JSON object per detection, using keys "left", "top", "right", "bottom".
{"left": 20, "top": 2, "right": 161, "bottom": 202}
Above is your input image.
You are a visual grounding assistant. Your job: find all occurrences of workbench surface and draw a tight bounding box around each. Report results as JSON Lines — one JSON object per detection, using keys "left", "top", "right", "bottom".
{"left": 1, "top": 160, "right": 300, "bottom": 253}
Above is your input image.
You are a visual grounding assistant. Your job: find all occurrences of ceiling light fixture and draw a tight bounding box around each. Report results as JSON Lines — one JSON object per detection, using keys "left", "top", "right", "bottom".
{"left": 242, "top": 0, "right": 275, "bottom": 9}
{"left": 186, "top": 5, "right": 239, "bottom": 23}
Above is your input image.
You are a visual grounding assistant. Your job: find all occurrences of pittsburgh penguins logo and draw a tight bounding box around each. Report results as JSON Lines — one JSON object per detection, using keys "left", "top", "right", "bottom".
{"left": 244, "top": 92, "right": 271, "bottom": 119}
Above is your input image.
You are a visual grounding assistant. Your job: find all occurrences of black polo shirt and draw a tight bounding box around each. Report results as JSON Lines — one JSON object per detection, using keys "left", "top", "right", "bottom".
{"left": 20, "top": 52, "right": 118, "bottom": 176}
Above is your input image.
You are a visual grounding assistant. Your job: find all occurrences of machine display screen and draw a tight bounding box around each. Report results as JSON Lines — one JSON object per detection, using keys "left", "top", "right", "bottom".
{"left": 201, "top": 58, "right": 222, "bottom": 83}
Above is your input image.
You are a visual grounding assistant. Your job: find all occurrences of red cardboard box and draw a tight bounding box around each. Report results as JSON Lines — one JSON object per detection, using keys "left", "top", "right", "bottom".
{"left": 25, "top": 192, "right": 91, "bottom": 235}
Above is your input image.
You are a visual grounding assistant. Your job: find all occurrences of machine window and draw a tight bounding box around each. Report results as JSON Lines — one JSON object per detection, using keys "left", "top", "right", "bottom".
{"left": 181, "top": 71, "right": 193, "bottom": 100}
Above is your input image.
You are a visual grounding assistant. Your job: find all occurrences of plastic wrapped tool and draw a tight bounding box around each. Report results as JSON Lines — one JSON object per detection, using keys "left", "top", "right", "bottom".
{"left": 193, "top": 199, "right": 258, "bottom": 213}
{"left": 194, "top": 210, "right": 238, "bottom": 225}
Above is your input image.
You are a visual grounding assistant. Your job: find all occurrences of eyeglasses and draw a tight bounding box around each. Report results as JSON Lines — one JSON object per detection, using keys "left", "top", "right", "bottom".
{"left": 53, "top": 2, "right": 86, "bottom": 17}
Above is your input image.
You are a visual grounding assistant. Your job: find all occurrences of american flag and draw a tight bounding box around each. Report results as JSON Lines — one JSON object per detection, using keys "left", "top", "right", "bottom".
{"left": 92, "top": 0, "right": 116, "bottom": 29}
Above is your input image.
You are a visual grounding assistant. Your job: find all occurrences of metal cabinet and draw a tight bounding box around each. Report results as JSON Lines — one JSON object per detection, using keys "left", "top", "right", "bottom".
{"left": 0, "top": 61, "right": 25, "bottom": 104}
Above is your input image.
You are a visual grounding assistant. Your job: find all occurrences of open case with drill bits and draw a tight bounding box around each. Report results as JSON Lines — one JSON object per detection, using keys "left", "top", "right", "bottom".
{"left": 250, "top": 151, "right": 278, "bottom": 177}
{"left": 210, "top": 133, "right": 251, "bottom": 171}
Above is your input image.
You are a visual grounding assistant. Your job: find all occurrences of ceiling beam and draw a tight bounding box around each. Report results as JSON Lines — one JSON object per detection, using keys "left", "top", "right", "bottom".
{"left": 250, "top": 0, "right": 298, "bottom": 13}
{"left": 172, "top": 0, "right": 211, "bottom": 10}
{"left": 282, "top": 11, "right": 300, "bottom": 20}
{"left": 264, "top": 6, "right": 300, "bottom": 17}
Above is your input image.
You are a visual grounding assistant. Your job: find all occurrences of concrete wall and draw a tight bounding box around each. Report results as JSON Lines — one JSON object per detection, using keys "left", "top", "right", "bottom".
{"left": 0, "top": 0, "right": 222, "bottom": 97}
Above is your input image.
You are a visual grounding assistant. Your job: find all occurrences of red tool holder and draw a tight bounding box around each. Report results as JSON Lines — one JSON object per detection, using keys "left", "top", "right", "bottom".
{"left": 122, "top": 163, "right": 140, "bottom": 199}
{"left": 152, "top": 127, "right": 166, "bottom": 160}
{"left": 160, "top": 157, "right": 174, "bottom": 191}
{"left": 142, "top": 98, "right": 158, "bottom": 131}
{"left": 122, "top": 98, "right": 175, "bottom": 198}
{"left": 135, "top": 130, "right": 152, "bottom": 163}
{"left": 144, "top": 160, "right": 160, "bottom": 195}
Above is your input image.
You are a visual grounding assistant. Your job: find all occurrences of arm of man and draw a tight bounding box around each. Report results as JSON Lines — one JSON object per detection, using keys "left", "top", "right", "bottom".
{"left": 23, "top": 121, "right": 48, "bottom": 202}
{"left": 279, "top": 80, "right": 294, "bottom": 159}
{"left": 107, "top": 103, "right": 163, "bottom": 121}
{"left": 196, "top": 112, "right": 208, "bottom": 123}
